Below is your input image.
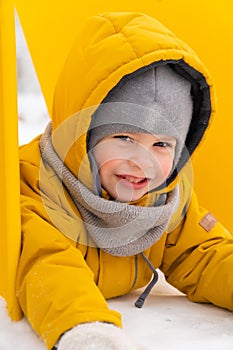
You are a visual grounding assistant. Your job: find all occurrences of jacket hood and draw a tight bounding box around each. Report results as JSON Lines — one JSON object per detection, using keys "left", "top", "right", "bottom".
{"left": 50, "top": 12, "right": 215, "bottom": 194}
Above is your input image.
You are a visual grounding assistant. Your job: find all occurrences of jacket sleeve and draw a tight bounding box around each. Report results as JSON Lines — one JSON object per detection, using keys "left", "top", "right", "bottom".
{"left": 161, "top": 187, "right": 233, "bottom": 311}
{"left": 17, "top": 143, "right": 121, "bottom": 350}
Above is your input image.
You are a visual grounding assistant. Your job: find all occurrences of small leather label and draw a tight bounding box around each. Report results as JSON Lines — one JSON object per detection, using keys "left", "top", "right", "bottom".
{"left": 199, "top": 212, "right": 217, "bottom": 232}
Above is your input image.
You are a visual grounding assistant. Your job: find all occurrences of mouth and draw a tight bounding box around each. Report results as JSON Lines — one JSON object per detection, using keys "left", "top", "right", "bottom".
{"left": 116, "top": 174, "right": 149, "bottom": 190}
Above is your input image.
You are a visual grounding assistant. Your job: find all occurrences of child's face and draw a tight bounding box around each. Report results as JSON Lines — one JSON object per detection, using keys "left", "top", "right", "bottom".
{"left": 93, "top": 132, "right": 176, "bottom": 202}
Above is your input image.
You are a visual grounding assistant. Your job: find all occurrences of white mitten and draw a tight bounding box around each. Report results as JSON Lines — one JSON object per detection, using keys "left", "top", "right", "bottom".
{"left": 57, "top": 322, "right": 146, "bottom": 350}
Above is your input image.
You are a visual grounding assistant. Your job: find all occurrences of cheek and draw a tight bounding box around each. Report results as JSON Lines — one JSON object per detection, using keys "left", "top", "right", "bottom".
{"left": 94, "top": 148, "right": 111, "bottom": 168}
{"left": 93, "top": 142, "right": 121, "bottom": 168}
{"left": 95, "top": 155, "right": 118, "bottom": 174}
{"left": 98, "top": 158, "right": 119, "bottom": 178}
{"left": 157, "top": 154, "right": 174, "bottom": 178}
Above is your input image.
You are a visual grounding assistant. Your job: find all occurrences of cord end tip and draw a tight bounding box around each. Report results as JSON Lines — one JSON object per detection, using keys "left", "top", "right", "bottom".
{"left": 134, "top": 297, "right": 145, "bottom": 308}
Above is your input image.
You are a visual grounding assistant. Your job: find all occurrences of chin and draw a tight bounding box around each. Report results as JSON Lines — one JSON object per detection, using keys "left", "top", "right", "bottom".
{"left": 114, "top": 192, "right": 145, "bottom": 203}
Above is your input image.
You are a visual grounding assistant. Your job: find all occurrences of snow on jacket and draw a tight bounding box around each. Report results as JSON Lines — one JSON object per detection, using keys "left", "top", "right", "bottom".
{"left": 17, "top": 12, "right": 233, "bottom": 350}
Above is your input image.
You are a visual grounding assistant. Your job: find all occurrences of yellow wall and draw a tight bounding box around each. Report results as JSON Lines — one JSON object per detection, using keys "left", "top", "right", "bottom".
{"left": 15, "top": 0, "right": 233, "bottom": 231}
{"left": 0, "top": 0, "right": 21, "bottom": 319}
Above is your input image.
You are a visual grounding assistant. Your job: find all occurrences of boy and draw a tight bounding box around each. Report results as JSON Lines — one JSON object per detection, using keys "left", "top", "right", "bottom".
{"left": 18, "top": 12, "right": 233, "bottom": 350}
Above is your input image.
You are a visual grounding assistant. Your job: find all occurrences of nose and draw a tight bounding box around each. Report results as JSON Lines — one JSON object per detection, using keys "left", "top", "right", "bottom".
{"left": 127, "top": 145, "right": 156, "bottom": 170}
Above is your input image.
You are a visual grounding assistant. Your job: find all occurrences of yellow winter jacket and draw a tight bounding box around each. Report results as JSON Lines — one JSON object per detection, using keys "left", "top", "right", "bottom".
{"left": 17, "top": 12, "right": 233, "bottom": 350}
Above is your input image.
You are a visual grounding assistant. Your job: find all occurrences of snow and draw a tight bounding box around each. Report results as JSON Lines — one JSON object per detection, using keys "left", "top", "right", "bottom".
{"left": 1, "top": 273, "right": 233, "bottom": 349}
{"left": 110, "top": 276, "right": 233, "bottom": 350}
{"left": 0, "top": 298, "right": 44, "bottom": 350}
{"left": 1, "top": 14, "right": 232, "bottom": 350}
{"left": 18, "top": 92, "right": 49, "bottom": 145}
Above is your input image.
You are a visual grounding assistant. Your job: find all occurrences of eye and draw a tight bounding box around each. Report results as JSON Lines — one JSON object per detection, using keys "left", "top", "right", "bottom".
{"left": 114, "top": 135, "right": 132, "bottom": 142}
{"left": 154, "top": 141, "right": 172, "bottom": 148}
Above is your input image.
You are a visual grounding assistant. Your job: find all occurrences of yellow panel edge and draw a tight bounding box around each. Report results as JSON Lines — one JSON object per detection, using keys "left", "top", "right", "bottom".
{"left": 0, "top": 0, "right": 23, "bottom": 320}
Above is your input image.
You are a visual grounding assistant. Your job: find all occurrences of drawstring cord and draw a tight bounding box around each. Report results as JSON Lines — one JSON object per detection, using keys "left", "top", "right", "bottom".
{"left": 135, "top": 252, "right": 159, "bottom": 308}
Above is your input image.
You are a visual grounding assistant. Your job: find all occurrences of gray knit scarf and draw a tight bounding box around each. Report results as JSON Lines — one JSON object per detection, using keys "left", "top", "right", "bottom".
{"left": 40, "top": 123, "right": 179, "bottom": 257}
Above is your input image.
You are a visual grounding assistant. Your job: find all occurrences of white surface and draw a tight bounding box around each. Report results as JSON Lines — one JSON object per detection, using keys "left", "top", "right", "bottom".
{"left": 109, "top": 275, "right": 233, "bottom": 350}
{"left": 18, "top": 93, "right": 49, "bottom": 145}
{"left": 0, "top": 273, "right": 232, "bottom": 350}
